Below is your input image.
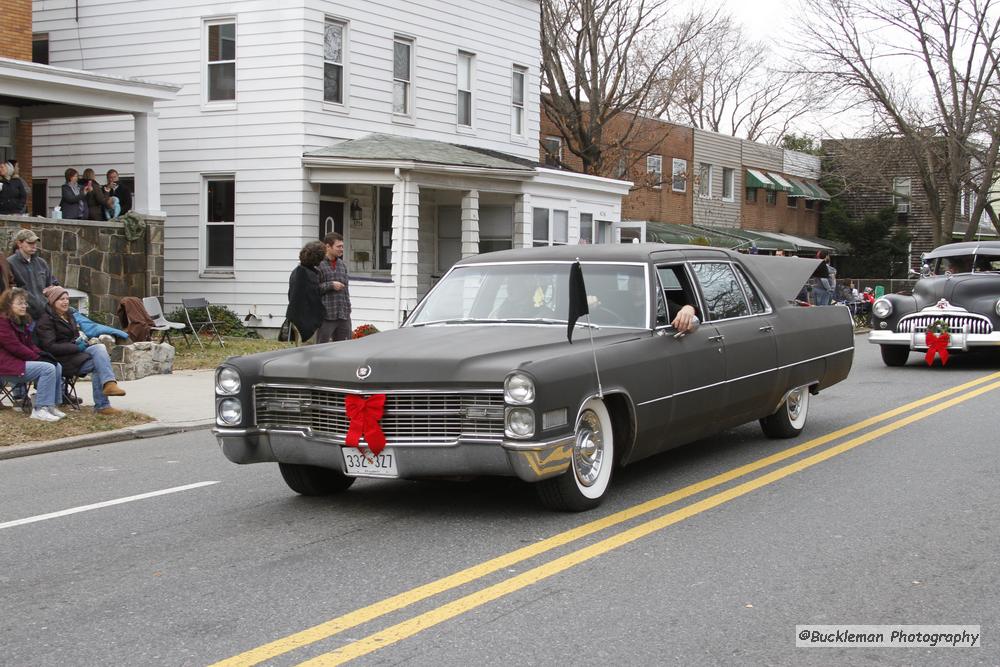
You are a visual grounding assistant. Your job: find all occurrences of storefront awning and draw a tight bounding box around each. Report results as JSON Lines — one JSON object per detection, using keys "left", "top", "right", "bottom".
{"left": 766, "top": 172, "right": 794, "bottom": 192}
{"left": 786, "top": 178, "right": 813, "bottom": 198}
{"left": 752, "top": 231, "right": 839, "bottom": 254}
{"left": 804, "top": 181, "right": 832, "bottom": 201}
{"left": 693, "top": 225, "right": 798, "bottom": 252}
{"left": 746, "top": 169, "right": 780, "bottom": 190}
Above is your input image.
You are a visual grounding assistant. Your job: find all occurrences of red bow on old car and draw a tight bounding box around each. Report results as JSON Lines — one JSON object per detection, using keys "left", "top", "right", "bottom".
{"left": 344, "top": 394, "right": 388, "bottom": 454}
{"left": 924, "top": 331, "right": 950, "bottom": 366}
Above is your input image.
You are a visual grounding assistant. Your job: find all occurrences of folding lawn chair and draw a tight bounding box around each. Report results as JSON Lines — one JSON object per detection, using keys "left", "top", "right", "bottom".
{"left": 143, "top": 296, "right": 190, "bottom": 347}
{"left": 181, "top": 297, "right": 225, "bottom": 350}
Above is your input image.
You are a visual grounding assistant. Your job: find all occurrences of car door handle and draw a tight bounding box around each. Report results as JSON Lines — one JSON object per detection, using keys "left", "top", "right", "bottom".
{"left": 758, "top": 325, "right": 773, "bottom": 333}
{"left": 707, "top": 334, "right": 724, "bottom": 342}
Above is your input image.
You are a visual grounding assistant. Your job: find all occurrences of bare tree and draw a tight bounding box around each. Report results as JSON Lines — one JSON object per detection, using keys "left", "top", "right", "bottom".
{"left": 666, "top": 15, "right": 824, "bottom": 143}
{"left": 540, "top": 0, "right": 711, "bottom": 177}
{"left": 801, "top": 0, "right": 1000, "bottom": 245}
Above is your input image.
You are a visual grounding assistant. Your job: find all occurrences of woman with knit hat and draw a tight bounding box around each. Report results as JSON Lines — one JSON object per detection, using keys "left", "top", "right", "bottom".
{"left": 36, "top": 285, "right": 126, "bottom": 415}
{"left": 0, "top": 287, "right": 65, "bottom": 421}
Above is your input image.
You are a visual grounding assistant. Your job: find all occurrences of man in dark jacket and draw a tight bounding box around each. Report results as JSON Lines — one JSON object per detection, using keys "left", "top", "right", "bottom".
{"left": 0, "top": 161, "right": 28, "bottom": 215}
{"left": 7, "top": 229, "right": 60, "bottom": 319}
{"left": 103, "top": 169, "right": 132, "bottom": 214}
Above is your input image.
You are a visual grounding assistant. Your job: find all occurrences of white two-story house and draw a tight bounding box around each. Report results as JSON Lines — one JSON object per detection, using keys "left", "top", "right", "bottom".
{"left": 31, "top": 0, "right": 629, "bottom": 331}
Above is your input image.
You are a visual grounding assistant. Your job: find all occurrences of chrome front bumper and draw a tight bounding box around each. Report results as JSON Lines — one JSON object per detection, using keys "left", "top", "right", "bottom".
{"left": 868, "top": 329, "right": 1000, "bottom": 350}
{"left": 214, "top": 427, "right": 574, "bottom": 483}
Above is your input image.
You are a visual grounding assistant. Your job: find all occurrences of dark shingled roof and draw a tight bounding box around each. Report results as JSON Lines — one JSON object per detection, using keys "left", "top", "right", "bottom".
{"left": 304, "top": 133, "right": 539, "bottom": 171}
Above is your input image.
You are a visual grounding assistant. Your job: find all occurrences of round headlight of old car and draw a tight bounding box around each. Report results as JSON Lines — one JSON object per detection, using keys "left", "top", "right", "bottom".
{"left": 504, "top": 372, "right": 535, "bottom": 405}
{"left": 505, "top": 407, "right": 535, "bottom": 438}
{"left": 216, "top": 367, "right": 241, "bottom": 395}
{"left": 995, "top": 298, "right": 1000, "bottom": 317}
{"left": 872, "top": 298, "right": 893, "bottom": 319}
{"left": 218, "top": 398, "right": 242, "bottom": 425}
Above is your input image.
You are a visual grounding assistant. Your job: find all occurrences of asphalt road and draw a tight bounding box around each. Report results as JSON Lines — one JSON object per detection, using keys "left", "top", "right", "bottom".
{"left": 1, "top": 340, "right": 998, "bottom": 667}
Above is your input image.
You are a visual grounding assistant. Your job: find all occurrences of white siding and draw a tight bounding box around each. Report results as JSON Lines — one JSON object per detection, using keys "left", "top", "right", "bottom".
{"left": 32, "top": 0, "right": 542, "bottom": 325}
{"left": 692, "top": 129, "right": 742, "bottom": 229}
{"left": 741, "top": 140, "right": 783, "bottom": 172}
{"left": 782, "top": 150, "right": 821, "bottom": 179}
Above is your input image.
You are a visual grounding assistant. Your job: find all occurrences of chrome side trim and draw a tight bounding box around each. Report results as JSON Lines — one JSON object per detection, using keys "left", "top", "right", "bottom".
{"left": 636, "top": 346, "right": 854, "bottom": 407}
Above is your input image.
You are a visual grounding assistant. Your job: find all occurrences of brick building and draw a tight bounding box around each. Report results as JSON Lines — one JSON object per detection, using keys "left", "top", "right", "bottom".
{"left": 1, "top": 0, "right": 34, "bottom": 203}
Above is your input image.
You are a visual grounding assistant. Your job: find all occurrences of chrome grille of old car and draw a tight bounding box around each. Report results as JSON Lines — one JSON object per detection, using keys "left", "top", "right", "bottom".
{"left": 253, "top": 385, "right": 505, "bottom": 444}
{"left": 896, "top": 313, "right": 994, "bottom": 334}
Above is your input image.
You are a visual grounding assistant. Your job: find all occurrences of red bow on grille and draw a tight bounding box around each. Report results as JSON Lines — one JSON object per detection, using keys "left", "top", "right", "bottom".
{"left": 925, "top": 331, "right": 950, "bottom": 366}
{"left": 344, "top": 394, "right": 387, "bottom": 454}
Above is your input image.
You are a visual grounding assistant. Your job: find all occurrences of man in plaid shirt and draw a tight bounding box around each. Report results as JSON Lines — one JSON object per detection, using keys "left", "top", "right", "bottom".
{"left": 317, "top": 232, "right": 352, "bottom": 342}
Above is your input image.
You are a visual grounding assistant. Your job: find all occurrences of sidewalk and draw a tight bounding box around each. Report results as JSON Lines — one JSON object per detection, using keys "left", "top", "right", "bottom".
{"left": 0, "top": 369, "right": 216, "bottom": 460}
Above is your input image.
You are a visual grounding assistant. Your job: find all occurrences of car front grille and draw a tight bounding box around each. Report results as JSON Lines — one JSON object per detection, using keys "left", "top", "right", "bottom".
{"left": 896, "top": 313, "right": 994, "bottom": 334}
{"left": 253, "top": 385, "right": 505, "bottom": 445}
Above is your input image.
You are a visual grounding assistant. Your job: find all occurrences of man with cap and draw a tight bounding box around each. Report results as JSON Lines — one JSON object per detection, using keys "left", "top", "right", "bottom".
{"left": 0, "top": 161, "right": 28, "bottom": 215}
{"left": 8, "top": 229, "right": 60, "bottom": 320}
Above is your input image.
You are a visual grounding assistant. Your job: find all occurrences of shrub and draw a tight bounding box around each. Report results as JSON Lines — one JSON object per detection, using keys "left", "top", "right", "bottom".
{"left": 164, "top": 304, "right": 260, "bottom": 339}
{"left": 352, "top": 323, "right": 379, "bottom": 338}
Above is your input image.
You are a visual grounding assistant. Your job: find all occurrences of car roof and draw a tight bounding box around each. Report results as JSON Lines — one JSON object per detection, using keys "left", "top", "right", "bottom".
{"left": 456, "top": 243, "right": 734, "bottom": 265}
{"left": 925, "top": 241, "right": 1000, "bottom": 258}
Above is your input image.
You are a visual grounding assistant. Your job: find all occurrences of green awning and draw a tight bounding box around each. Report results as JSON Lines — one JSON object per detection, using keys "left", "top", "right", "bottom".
{"left": 804, "top": 181, "right": 832, "bottom": 201}
{"left": 786, "top": 177, "right": 813, "bottom": 198}
{"left": 644, "top": 221, "right": 742, "bottom": 248}
{"left": 766, "top": 172, "right": 794, "bottom": 192}
{"left": 745, "top": 169, "right": 778, "bottom": 190}
{"left": 693, "top": 224, "right": 798, "bottom": 252}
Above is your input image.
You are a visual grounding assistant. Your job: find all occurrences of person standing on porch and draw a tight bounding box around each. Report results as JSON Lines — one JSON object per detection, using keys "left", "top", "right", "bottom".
{"left": 0, "top": 161, "right": 28, "bottom": 215}
{"left": 317, "top": 232, "right": 352, "bottom": 343}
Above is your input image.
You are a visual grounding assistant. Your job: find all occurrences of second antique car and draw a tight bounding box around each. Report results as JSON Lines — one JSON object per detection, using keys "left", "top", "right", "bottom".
{"left": 869, "top": 241, "right": 1000, "bottom": 366}
{"left": 214, "top": 244, "right": 854, "bottom": 511}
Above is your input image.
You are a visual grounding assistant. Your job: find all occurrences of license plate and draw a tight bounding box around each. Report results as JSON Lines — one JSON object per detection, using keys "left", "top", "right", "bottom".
{"left": 341, "top": 447, "right": 398, "bottom": 478}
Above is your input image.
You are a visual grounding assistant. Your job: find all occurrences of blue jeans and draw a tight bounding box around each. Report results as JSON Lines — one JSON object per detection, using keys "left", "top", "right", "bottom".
{"left": 78, "top": 344, "right": 117, "bottom": 410}
{"left": 3, "top": 361, "right": 63, "bottom": 408}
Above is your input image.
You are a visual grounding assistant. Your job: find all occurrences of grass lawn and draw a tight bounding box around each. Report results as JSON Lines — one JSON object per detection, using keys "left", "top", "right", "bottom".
{"left": 0, "top": 407, "right": 153, "bottom": 447}
{"left": 172, "top": 336, "right": 293, "bottom": 371}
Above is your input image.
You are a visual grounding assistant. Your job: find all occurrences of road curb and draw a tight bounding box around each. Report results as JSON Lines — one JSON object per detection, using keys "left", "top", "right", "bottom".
{"left": 0, "top": 419, "right": 214, "bottom": 461}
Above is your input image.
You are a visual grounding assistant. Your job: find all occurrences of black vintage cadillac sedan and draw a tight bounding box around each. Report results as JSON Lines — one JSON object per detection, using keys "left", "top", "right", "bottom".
{"left": 214, "top": 244, "right": 854, "bottom": 511}
{"left": 869, "top": 241, "right": 1000, "bottom": 366}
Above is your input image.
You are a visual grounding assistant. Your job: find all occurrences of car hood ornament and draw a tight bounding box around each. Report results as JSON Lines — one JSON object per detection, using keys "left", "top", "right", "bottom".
{"left": 356, "top": 364, "right": 372, "bottom": 380}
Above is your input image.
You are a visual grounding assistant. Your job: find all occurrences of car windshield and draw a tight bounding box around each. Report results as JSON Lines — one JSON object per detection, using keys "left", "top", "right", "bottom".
{"left": 409, "top": 262, "right": 648, "bottom": 328}
{"left": 928, "top": 253, "right": 1000, "bottom": 275}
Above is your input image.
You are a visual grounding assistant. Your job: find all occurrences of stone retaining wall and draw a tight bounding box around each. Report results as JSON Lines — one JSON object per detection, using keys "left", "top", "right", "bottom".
{"left": 110, "top": 341, "right": 175, "bottom": 381}
{"left": 0, "top": 214, "right": 164, "bottom": 314}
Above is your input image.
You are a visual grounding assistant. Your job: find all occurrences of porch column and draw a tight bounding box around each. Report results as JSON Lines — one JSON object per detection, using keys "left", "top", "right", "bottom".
{"left": 133, "top": 111, "right": 163, "bottom": 215}
{"left": 461, "top": 189, "right": 480, "bottom": 257}
{"left": 391, "top": 176, "right": 420, "bottom": 324}
{"left": 513, "top": 193, "right": 532, "bottom": 248}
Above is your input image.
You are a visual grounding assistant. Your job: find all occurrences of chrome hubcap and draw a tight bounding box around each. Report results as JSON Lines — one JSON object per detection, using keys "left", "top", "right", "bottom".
{"left": 787, "top": 388, "right": 804, "bottom": 420}
{"left": 574, "top": 409, "right": 605, "bottom": 487}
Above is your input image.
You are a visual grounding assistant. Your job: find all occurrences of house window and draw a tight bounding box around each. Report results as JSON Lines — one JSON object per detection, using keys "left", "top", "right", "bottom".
{"left": 532, "top": 208, "right": 569, "bottom": 246}
{"left": 892, "top": 176, "right": 912, "bottom": 212}
{"left": 324, "top": 19, "right": 346, "bottom": 104}
{"left": 393, "top": 36, "right": 413, "bottom": 115}
{"left": 543, "top": 136, "right": 562, "bottom": 167}
{"left": 787, "top": 192, "right": 798, "bottom": 208}
{"left": 206, "top": 177, "right": 235, "bottom": 269}
{"left": 32, "top": 34, "right": 48, "bottom": 64}
{"left": 511, "top": 65, "right": 527, "bottom": 136}
{"left": 804, "top": 198, "right": 815, "bottom": 210}
{"left": 579, "top": 213, "right": 593, "bottom": 244}
{"left": 0, "top": 119, "right": 12, "bottom": 162}
{"left": 672, "top": 158, "right": 687, "bottom": 193}
{"left": 647, "top": 155, "right": 663, "bottom": 188}
{"left": 206, "top": 20, "right": 236, "bottom": 102}
{"left": 722, "top": 167, "right": 735, "bottom": 201}
{"left": 745, "top": 187, "right": 757, "bottom": 204}
{"left": 31, "top": 179, "right": 47, "bottom": 216}
{"left": 766, "top": 190, "right": 777, "bottom": 205}
{"left": 457, "top": 51, "right": 475, "bottom": 127}
{"left": 479, "top": 206, "right": 515, "bottom": 253}
{"left": 698, "top": 163, "right": 712, "bottom": 199}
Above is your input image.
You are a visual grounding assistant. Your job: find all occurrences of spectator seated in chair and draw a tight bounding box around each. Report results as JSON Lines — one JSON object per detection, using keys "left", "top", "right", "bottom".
{"left": 37, "top": 286, "right": 126, "bottom": 415}
{"left": 0, "top": 288, "right": 66, "bottom": 421}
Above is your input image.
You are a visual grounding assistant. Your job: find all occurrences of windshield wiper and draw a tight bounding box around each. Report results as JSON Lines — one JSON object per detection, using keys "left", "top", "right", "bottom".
{"left": 410, "top": 318, "right": 505, "bottom": 327}
{"left": 505, "top": 318, "right": 599, "bottom": 328}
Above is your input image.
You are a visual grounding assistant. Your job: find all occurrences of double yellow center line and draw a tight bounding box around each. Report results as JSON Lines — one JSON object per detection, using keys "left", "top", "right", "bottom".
{"left": 213, "top": 371, "right": 1000, "bottom": 667}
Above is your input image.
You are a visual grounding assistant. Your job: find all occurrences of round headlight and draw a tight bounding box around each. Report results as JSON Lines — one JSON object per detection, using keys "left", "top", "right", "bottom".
{"left": 504, "top": 372, "right": 535, "bottom": 405}
{"left": 216, "top": 367, "right": 241, "bottom": 395}
{"left": 872, "top": 298, "right": 893, "bottom": 319}
{"left": 995, "top": 298, "right": 1000, "bottom": 317}
{"left": 505, "top": 407, "right": 535, "bottom": 438}
{"left": 218, "top": 398, "right": 242, "bottom": 425}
